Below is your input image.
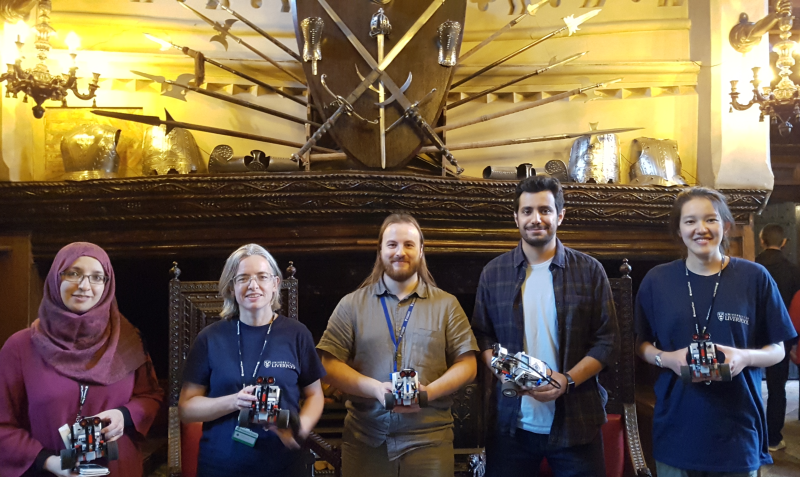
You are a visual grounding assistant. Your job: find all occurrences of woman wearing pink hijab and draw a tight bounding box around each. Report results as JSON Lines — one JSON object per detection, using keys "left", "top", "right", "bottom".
{"left": 0, "top": 242, "right": 163, "bottom": 476}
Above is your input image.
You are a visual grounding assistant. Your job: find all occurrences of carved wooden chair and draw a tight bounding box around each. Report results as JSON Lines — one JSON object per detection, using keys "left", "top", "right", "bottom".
{"left": 166, "top": 261, "right": 340, "bottom": 477}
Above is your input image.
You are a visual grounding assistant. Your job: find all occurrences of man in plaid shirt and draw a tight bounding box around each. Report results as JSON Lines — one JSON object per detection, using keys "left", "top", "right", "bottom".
{"left": 472, "top": 175, "right": 619, "bottom": 476}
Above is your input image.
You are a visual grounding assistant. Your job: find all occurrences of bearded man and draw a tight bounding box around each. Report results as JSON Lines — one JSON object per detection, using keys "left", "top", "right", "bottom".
{"left": 317, "top": 213, "right": 478, "bottom": 477}
{"left": 472, "top": 175, "right": 619, "bottom": 476}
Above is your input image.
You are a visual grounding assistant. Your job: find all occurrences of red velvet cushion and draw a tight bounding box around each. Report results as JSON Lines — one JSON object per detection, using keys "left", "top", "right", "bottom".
{"left": 539, "top": 414, "right": 624, "bottom": 477}
{"left": 180, "top": 421, "right": 203, "bottom": 477}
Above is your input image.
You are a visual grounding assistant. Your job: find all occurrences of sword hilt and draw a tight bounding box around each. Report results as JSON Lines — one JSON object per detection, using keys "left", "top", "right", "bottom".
{"left": 407, "top": 109, "right": 463, "bottom": 175}
{"left": 291, "top": 104, "right": 346, "bottom": 165}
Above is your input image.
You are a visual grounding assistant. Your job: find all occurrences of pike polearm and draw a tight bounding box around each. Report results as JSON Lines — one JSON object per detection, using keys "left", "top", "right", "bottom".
{"left": 209, "top": 0, "right": 304, "bottom": 63}
{"left": 178, "top": 1, "right": 307, "bottom": 86}
{"left": 91, "top": 110, "right": 335, "bottom": 153}
{"left": 447, "top": 52, "right": 586, "bottom": 110}
{"left": 308, "top": 126, "right": 643, "bottom": 161}
{"left": 145, "top": 34, "right": 307, "bottom": 108}
{"left": 131, "top": 70, "right": 320, "bottom": 128}
{"left": 457, "top": 0, "right": 548, "bottom": 63}
{"left": 435, "top": 78, "right": 622, "bottom": 133}
{"left": 451, "top": 9, "right": 600, "bottom": 89}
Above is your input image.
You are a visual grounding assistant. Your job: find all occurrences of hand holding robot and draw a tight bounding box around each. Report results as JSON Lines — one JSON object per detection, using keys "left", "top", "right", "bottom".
{"left": 679, "top": 334, "right": 732, "bottom": 383}
{"left": 237, "top": 376, "right": 301, "bottom": 443}
{"left": 490, "top": 343, "right": 560, "bottom": 398}
{"left": 383, "top": 368, "right": 428, "bottom": 411}
{"left": 58, "top": 416, "right": 118, "bottom": 473}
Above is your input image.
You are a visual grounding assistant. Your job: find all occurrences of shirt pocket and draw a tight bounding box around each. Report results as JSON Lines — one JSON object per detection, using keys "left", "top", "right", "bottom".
{"left": 409, "top": 328, "right": 447, "bottom": 384}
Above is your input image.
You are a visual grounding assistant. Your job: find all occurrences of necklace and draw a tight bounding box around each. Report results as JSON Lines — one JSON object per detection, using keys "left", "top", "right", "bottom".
{"left": 685, "top": 256, "right": 725, "bottom": 336}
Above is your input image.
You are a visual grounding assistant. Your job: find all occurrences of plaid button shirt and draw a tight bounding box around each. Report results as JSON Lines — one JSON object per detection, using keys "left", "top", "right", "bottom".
{"left": 471, "top": 239, "right": 619, "bottom": 447}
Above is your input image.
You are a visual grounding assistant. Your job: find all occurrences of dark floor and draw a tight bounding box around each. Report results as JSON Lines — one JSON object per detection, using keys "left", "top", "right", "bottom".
{"left": 148, "top": 381, "right": 800, "bottom": 477}
{"left": 761, "top": 380, "right": 800, "bottom": 477}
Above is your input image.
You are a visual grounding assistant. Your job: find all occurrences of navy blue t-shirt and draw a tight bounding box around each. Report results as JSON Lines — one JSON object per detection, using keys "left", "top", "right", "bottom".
{"left": 635, "top": 258, "right": 796, "bottom": 472}
{"left": 182, "top": 315, "right": 326, "bottom": 476}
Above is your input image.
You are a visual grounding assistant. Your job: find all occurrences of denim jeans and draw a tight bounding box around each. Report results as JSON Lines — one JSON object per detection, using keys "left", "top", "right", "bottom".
{"left": 656, "top": 461, "right": 757, "bottom": 477}
{"left": 485, "top": 427, "right": 606, "bottom": 477}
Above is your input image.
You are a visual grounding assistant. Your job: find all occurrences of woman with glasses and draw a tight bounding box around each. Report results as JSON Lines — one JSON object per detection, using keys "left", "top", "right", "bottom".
{"left": 179, "top": 244, "right": 325, "bottom": 477}
{"left": 635, "top": 188, "right": 796, "bottom": 477}
{"left": 0, "top": 242, "right": 163, "bottom": 477}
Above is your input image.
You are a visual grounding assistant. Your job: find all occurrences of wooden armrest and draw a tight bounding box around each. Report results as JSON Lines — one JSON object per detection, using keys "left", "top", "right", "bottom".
{"left": 306, "top": 432, "right": 342, "bottom": 477}
{"left": 167, "top": 406, "right": 182, "bottom": 477}
{"left": 623, "top": 403, "right": 652, "bottom": 477}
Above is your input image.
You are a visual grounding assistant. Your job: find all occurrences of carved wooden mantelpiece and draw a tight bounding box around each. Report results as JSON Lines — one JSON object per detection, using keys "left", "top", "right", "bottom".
{"left": 0, "top": 173, "right": 769, "bottom": 260}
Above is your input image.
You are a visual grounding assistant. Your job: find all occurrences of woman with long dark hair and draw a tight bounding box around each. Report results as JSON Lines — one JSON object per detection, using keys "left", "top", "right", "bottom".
{"left": 635, "top": 188, "right": 796, "bottom": 476}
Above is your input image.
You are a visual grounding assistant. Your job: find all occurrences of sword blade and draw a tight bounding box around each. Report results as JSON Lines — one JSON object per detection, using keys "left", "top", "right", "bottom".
{"left": 292, "top": 0, "right": 449, "bottom": 165}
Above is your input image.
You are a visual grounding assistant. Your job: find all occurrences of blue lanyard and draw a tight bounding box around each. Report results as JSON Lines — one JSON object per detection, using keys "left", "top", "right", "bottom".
{"left": 380, "top": 295, "right": 416, "bottom": 372}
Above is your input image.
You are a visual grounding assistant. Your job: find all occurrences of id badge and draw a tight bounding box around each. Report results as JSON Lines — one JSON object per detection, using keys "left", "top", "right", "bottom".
{"left": 232, "top": 426, "right": 258, "bottom": 447}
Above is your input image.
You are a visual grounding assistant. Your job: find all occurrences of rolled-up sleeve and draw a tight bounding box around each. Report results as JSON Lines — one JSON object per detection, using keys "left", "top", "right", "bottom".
{"left": 317, "top": 296, "right": 355, "bottom": 363}
{"left": 445, "top": 299, "right": 479, "bottom": 365}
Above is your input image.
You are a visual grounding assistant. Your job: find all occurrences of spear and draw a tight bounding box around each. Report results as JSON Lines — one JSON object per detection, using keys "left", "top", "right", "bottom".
{"left": 458, "top": 0, "right": 548, "bottom": 63}
{"left": 451, "top": 9, "right": 601, "bottom": 89}
{"left": 308, "top": 126, "right": 643, "bottom": 160}
{"left": 131, "top": 70, "right": 320, "bottom": 128}
{"left": 91, "top": 109, "right": 336, "bottom": 153}
{"left": 435, "top": 78, "right": 622, "bottom": 133}
{"left": 447, "top": 52, "right": 586, "bottom": 110}
{"left": 177, "top": 0, "right": 307, "bottom": 86}
{"left": 145, "top": 34, "right": 307, "bottom": 108}
{"left": 207, "top": 0, "right": 304, "bottom": 63}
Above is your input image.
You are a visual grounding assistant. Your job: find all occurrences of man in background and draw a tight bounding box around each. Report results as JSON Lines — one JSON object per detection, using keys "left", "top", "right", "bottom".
{"left": 755, "top": 223, "right": 800, "bottom": 452}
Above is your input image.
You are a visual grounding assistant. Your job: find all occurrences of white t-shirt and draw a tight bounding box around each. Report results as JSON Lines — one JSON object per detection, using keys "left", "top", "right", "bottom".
{"left": 517, "top": 258, "right": 559, "bottom": 434}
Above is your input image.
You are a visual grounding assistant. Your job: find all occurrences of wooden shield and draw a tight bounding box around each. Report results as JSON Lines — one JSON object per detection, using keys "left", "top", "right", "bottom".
{"left": 292, "top": 0, "right": 466, "bottom": 169}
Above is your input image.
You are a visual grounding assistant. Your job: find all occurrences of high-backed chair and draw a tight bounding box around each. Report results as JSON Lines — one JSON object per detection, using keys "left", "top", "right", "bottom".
{"left": 453, "top": 260, "right": 651, "bottom": 477}
{"left": 166, "top": 261, "right": 339, "bottom": 477}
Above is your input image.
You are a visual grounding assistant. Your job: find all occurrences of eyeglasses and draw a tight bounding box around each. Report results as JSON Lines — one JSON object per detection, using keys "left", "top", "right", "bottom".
{"left": 233, "top": 273, "right": 276, "bottom": 286}
{"left": 60, "top": 270, "right": 109, "bottom": 285}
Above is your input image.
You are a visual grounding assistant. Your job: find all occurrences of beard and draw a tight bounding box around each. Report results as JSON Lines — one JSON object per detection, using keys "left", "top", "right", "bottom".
{"left": 382, "top": 256, "right": 420, "bottom": 282}
{"left": 520, "top": 224, "right": 557, "bottom": 248}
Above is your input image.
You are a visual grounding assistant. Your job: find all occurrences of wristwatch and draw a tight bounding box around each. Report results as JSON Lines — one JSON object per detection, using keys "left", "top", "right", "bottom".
{"left": 655, "top": 353, "right": 663, "bottom": 368}
{"left": 564, "top": 373, "right": 575, "bottom": 394}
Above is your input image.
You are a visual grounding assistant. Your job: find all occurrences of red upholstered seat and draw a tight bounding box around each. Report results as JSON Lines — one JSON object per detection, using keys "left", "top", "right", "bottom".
{"left": 180, "top": 422, "right": 203, "bottom": 477}
{"left": 539, "top": 414, "right": 624, "bottom": 477}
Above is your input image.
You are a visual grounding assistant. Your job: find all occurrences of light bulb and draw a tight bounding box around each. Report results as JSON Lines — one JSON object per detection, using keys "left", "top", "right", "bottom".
{"left": 65, "top": 31, "right": 81, "bottom": 53}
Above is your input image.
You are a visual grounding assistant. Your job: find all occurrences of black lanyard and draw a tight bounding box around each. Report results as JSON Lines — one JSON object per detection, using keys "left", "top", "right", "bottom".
{"left": 236, "top": 316, "right": 275, "bottom": 388}
{"left": 381, "top": 296, "right": 416, "bottom": 373}
{"left": 685, "top": 256, "right": 725, "bottom": 336}
{"left": 75, "top": 383, "right": 88, "bottom": 423}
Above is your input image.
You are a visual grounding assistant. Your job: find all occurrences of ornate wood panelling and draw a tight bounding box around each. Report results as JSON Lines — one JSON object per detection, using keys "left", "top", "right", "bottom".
{"left": 0, "top": 174, "right": 768, "bottom": 259}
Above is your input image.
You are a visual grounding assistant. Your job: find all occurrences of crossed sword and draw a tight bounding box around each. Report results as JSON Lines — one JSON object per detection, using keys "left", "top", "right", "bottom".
{"left": 292, "top": 0, "right": 462, "bottom": 175}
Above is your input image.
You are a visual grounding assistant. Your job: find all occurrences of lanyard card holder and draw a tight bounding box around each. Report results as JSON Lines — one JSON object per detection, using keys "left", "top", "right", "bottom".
{"left": 233, "top": 426, "right": 259, "bottom": 447}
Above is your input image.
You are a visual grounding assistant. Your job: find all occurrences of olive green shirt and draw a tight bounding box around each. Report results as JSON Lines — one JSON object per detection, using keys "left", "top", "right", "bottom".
{"left": 317, "top": 279, "right": 478, "bottom": 460}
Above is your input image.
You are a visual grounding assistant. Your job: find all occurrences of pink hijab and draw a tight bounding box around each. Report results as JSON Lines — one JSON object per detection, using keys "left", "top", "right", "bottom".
{"left": 30, "top": 242, "right": 147, "bottom": 385}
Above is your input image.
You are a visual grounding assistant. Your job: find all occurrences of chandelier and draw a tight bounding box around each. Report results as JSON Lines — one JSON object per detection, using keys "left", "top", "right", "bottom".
{"left": 0, "top": 0, "right": 99, "bottom": 118}
{"left": 729, "top": 1, "right": 799, "bottom": 136}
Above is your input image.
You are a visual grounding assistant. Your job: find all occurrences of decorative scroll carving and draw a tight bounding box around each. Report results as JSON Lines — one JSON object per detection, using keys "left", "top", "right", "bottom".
{"left": 0, "top": 0, "right": 37, "bottom": 22}
{"left": 0, "top": 175, "right": 768, "bottom": 229}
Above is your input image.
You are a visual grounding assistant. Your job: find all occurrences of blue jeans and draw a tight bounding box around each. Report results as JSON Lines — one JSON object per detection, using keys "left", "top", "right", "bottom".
{"left": 485, "top": 428, "right": 606, "bottom": 477}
